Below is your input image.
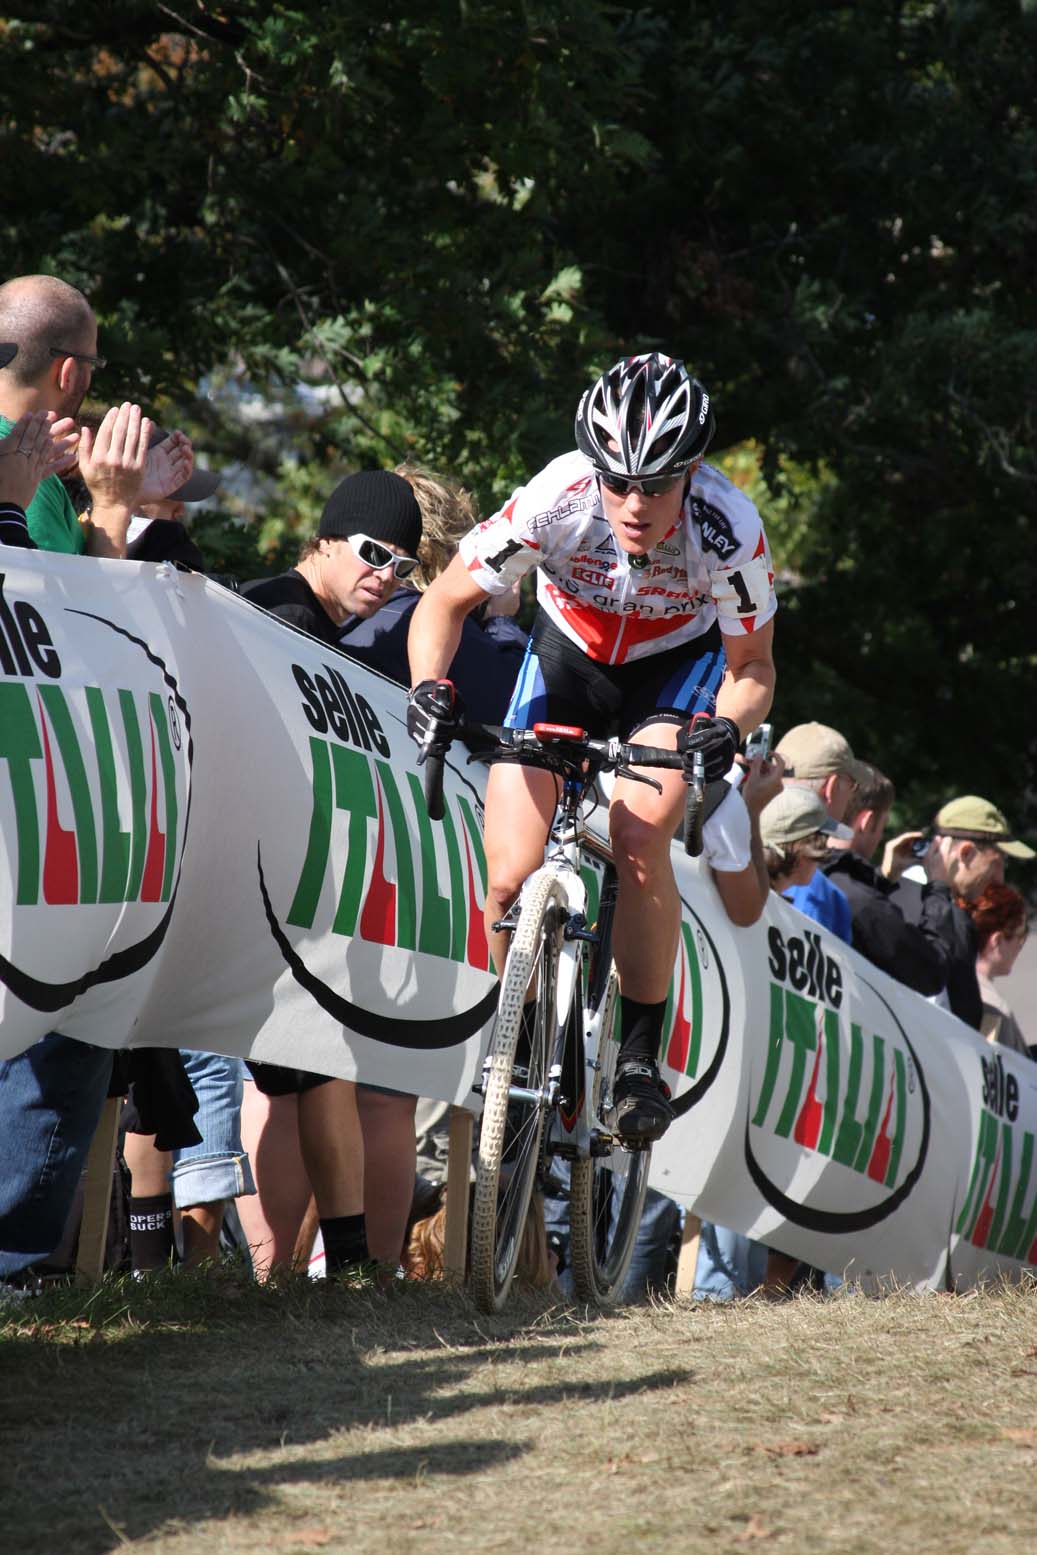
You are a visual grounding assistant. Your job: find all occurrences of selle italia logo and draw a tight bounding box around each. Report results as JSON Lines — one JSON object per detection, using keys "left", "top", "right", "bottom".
{"left": 0, "top": 577, "right": 192, "bottom": 1011}
{"left": 744, "top": 924, "right": 930, "bottom": 1230}
{"left": 954, "top": 1051, "right": 1037, "bottom": 1267}
{"left": 256, "top": 656, "right": 498, "bottom": 1049}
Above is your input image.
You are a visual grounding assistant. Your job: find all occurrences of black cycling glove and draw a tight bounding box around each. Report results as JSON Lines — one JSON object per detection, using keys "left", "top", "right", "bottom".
{"left": 677, "top": 714, "right": 741, "bottom": 784}
{"left": 407, "top": 679, "right": 463, "bottom": 756}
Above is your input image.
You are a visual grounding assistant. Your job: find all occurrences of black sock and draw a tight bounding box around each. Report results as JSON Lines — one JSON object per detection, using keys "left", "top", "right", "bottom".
{"left": 321, "top": 1213, "right": 369, "bottom": 1273}
{"left": 128, "top": 1193, "right": 175, "bottom": 1272}
{"left": 618, "top": 997, "right": 667, "bottom": 1066}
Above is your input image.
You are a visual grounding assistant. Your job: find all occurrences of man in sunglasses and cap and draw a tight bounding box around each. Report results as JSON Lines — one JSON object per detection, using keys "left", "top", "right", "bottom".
{"left": 407, "top": 352, "right": 776, "bottom": 1144}
{"left": 243, "top": 468, "right": 422, "bottom": 644}
{"left": 237, "top": 468, "right": 422, "bottom": 1278}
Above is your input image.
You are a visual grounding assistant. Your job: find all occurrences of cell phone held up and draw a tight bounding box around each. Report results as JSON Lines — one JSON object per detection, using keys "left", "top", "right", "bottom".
{"left": 743, "top": 723, "right": 773, "bottom": 763}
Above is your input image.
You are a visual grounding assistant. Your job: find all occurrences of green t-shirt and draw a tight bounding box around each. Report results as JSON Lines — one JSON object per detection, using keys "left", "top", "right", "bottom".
{"left": 0, "top": 414, "right": 86, "bottom": 554}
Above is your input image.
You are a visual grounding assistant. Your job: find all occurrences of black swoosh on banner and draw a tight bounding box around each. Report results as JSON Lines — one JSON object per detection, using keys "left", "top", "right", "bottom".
{"left": 743, "top": 976, "right": 931, "bottom": 1232}
{"left": 257, "top": 845, "right": 499, "bottom": 1049}
{"left": 0, "top": 611, "right": 192, "bottom": 1012}
{"left": 670, "top": 900, "right": 730, "bottom": 1118}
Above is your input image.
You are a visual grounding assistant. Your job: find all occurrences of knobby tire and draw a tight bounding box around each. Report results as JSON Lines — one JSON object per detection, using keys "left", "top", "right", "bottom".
{"left": 470, "top": 874, "right": 565, "bottom": 1312}
{"left": 568, "top": 966, "right": 652, "bottom": 1303}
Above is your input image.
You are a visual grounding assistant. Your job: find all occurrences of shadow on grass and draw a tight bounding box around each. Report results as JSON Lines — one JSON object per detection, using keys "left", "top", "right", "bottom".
{"left": 0, "top": 1276, "right": 687, "bottom": 1554}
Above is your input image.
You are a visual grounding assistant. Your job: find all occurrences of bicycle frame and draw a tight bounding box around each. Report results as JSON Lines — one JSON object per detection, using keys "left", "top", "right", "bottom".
{"left": 476, "top": 766, "right": 616, "bottom": 1163}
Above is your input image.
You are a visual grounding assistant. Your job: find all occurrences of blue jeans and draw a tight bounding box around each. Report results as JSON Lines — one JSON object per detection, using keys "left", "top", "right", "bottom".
{"left": 0, "top": 1034, "right": 113, "bottom": 1279}
{"left": 693, "top": 1222, "right": 769, "bottom": 1300}
{"left": 169, "top": 1051, "right": 254, "bottom": 1207}
{"left": 543, "top": 1163, "right": 680, "bottom": 1302}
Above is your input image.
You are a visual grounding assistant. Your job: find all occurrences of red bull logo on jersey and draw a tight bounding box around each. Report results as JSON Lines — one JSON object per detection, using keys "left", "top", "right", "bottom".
{"left": 744, "top": 925, "right": 930, "bottom": 1230}
{"left": 255, "top": 658, "right": 498, "bottom": 1049}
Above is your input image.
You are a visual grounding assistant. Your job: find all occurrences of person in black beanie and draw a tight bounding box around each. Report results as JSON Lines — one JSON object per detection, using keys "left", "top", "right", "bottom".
{"left": 242, "top": 469, "right": 423, "bottom": 645}
{"left": 237, "top": 469, "right": 423, "bottom": 1279}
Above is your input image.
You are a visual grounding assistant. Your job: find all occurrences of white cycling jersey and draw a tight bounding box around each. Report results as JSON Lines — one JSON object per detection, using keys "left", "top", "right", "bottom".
{"left": 459, "top": 450, "right": 776, "bottom": 666}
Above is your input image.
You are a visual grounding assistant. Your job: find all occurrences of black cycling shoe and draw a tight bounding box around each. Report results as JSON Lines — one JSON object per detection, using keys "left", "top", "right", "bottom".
{"left": 609, "top": 1059, "right": 674, "bottom": 1147}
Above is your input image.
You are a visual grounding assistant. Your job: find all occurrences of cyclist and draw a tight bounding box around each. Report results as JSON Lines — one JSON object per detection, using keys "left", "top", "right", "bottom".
{"left": 407, "top": 353, "right": 776, "bottom": 1145}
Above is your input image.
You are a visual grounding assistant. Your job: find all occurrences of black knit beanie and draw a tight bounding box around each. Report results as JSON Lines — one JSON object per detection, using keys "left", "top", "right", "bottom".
{"left": 318, "top": 470, "right": 422, "bottom": 553}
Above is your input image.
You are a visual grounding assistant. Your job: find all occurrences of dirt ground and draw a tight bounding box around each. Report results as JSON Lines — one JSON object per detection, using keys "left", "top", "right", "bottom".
{"left": 3, "top": 1271, "right": 1036, "bottom": 1555}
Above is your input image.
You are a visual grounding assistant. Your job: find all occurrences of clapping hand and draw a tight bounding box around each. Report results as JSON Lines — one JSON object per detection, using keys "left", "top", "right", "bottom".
{"left": 140, "top": 429, "right": 194, "bottom": 503}
{"left": 0, "top": 410, "right": 80, "bottom": 511}
{"left": 78, "top": 402, "right": 152, "bottom": 512}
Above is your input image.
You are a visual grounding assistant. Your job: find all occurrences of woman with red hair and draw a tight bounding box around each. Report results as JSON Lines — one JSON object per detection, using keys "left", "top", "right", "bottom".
{"left": 965, "top": 884, "right": 1032, "bottom": 1058}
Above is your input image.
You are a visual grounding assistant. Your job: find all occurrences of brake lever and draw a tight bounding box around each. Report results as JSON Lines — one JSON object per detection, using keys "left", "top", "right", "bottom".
{"left": 614, "top": 764, "right": 664, "bottom": 793}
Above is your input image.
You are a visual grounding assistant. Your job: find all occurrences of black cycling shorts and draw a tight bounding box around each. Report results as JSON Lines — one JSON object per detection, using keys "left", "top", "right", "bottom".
{"left": 502, "top": 615, "right": 726, "bottom": 739}
{"left": 246, "top": 1061, "right": 334, "bottom": 1098}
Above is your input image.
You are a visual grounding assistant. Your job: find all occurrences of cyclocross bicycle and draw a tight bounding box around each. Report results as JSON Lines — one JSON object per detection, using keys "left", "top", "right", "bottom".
{"left": 422, "top": 720, "right": 704, "bottom": 1312}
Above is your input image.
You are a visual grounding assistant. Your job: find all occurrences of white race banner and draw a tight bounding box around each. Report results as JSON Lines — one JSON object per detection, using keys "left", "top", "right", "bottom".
{"left": 1, "top": 551, "right": 1033, "bottom": 1289}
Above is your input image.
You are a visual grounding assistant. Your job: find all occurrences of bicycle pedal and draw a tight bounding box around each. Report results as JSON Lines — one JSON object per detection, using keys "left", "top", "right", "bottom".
{"left": 563, "top": 912, "right": 598, "bottom": 943}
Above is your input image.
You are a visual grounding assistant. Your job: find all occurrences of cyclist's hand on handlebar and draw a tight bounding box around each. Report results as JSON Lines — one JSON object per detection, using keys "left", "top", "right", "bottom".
{"left": 407, "top": 679, "right": 463, "bottom": 759}
{"left": 677, "top": 714, "right": 740, "bottom": 784}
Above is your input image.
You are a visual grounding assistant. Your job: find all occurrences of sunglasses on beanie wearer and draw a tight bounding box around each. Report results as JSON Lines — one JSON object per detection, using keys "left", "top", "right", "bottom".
{"left": 347, "top": 532, "right": 420, "bottom": 579}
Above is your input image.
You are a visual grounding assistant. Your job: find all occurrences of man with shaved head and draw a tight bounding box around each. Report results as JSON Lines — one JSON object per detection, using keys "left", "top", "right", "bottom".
{"left": 0, "top": 274, "right": 191, "bottom": 557}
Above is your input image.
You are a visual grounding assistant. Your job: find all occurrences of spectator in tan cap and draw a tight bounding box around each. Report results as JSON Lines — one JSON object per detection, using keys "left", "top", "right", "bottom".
{"left": 886, "top": 795, "right": 1033, "bottom": 1029}
{"left": 818, "top": 765, "right": 954, "bottom": 999}
{"left": 694, "top": 785, "right": 853, "bottom": 1302}
{"left": 771, "top": 721, "right": 867, "bottom": 944}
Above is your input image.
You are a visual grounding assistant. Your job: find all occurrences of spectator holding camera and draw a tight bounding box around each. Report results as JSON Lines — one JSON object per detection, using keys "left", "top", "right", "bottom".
{"left": 886, "top": 796, "right": 1034, "bottom": 1030}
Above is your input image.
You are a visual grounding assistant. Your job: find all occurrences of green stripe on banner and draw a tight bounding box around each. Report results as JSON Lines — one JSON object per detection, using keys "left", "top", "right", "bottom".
{"left": 408, "top": 772, "right": 451, "bottom": 958}
{"left": 287, "top": 737, "right": 334, "bottom": 929}
{"left": 86, "top": 688, "right": 129, "bottom": 904}
{"left": 0, "top": 682, "right": 42, "bottom": 904}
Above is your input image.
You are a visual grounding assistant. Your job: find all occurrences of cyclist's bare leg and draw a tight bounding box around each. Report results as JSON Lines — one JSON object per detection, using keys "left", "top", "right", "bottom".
{"left": 482, "top": 760, "right": 559, "bottom": 977}
{"left": 606, "top": 720, "right": 687, "bottom": 1142}
{"left": 609, "top": 721, "right": 687, "bottom": 1003}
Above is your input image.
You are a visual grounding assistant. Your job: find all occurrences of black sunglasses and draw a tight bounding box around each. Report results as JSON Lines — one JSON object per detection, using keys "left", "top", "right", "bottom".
{"left": 348, "top": 532, "right": 420, "bottom": 579}
{"left": 598, "top": 469, "right": 686, "bottom": 497}
{"left": 49, "top": 346, "right": 108, "bottom": 370}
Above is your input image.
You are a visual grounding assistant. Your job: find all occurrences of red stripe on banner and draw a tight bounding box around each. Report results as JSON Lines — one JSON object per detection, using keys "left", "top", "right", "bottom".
{"left": 665, "top": 948, "right": 690, "bottom": 1073}
{"left": 794, "top": 1026, "right": 824, "bottom": 1151}
{"left": 140, "top": 720, "right": 166, "bottom": 902}
{"left": 971, "top": 1140, "right": 1001, "bottom": 1249}
{"left": 360, "top": 780, "right": 397, "bottom": 946}
{"left": 461, "top": 826, "right": 489, "bottom": 972}
{"left": 39, "top": 695, "right": 78, "bottom": 905}
{"left": 867, "top": 1072, "right": 897, "bottom": 1183}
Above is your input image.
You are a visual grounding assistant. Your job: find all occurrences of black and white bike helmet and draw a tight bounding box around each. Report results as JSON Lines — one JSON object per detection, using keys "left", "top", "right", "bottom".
{"left": 574, "top": 352, "right": 714, "bottom": 479}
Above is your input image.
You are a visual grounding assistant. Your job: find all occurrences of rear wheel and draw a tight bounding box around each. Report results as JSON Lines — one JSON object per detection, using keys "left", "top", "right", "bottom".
{"left": 569, "top": 966, "right": 651, "bottom": 1304}
{"left": 470, "top": 874, "right": 565, "bottom": 1313}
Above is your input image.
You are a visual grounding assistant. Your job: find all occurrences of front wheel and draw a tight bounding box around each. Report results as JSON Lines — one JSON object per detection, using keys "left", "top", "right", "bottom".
{"left": 569, "top": 966, "right": 651, "bottom": 1304}
{"left": 470, "top": 874, "right": 565, "bottom": 1313}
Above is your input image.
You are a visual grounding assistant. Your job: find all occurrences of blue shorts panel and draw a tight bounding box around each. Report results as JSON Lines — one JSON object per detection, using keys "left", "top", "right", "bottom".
{"left": 501, "top": 615, "right": 725, "bottom": 739}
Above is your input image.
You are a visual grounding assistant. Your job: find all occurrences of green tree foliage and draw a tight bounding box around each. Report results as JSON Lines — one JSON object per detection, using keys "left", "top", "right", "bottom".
{"left": 2, "top": 1, "right": 1035, "bottom": 839}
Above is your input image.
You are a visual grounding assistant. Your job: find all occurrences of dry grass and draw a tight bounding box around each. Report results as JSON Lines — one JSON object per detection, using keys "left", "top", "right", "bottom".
{"left": 3, "top": 1270, "right": 1037, "bottom": 1554}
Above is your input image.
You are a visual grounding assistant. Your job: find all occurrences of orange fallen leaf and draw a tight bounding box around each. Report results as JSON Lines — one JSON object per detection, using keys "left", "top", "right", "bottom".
{"left": 755, "top": 1440, "right": 819, "bottom": 1458}
{"left": 1002, "top": 1429, "right": 1037, "bottom": 1446}
{"left": 735, "top": 1514, "right": 774, "bottom": 1542}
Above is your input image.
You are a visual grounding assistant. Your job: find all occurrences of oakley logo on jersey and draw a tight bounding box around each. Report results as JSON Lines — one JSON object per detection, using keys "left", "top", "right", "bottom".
{"left": 693, "top": 499, "right": 738, "bottom": 560}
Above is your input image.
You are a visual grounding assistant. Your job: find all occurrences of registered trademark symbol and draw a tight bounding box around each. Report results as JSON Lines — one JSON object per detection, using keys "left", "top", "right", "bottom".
{"left": 167, "top": 696, "right": 182, "bottom": 750}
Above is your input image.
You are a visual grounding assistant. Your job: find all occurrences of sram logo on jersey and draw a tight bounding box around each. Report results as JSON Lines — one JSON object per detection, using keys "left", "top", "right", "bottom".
{"left": 745, "top": 925, "right": 930, "bottom": 1230}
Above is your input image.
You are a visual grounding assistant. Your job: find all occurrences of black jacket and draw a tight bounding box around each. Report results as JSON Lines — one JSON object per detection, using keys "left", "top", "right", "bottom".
{"left": 891, "top": 875, "right": 982, "bottom": 1030}
{"left": 820, "top": 852, "right": 955, "bottom": 1004}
